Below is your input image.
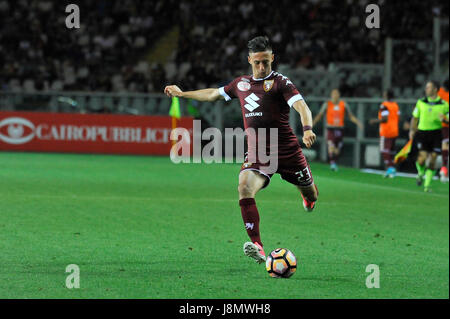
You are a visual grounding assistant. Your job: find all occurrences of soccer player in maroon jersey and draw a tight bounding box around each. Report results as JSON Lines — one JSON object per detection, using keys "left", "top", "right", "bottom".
{"left": 164, "top": 36, "right": 318, "bottom": 264}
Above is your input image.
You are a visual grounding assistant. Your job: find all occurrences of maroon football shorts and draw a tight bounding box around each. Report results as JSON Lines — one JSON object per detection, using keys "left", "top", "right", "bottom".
{"left": 379, "top": 136, "right": 397, "bottom": 154}
{"left": 239, "top": 150, "right": 314, "bottom": 189}
{"left": 442, "top": 126, "right": 449, "bottom": 143}
{"left": 327, "top": 128, "right": 344, "bottom": 149}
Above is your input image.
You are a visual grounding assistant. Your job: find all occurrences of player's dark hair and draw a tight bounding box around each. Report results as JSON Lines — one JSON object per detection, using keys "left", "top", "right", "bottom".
{"left": 428, "top": 79, "right": 440, "bottom": 90}
{"left": 332, "top": 88, "right": 340, "bottom": 94}
{"left": 248, "top": 36, "right": 272, "bottom": 53}
{"left": 443, "top": 79, "right": 449, "bottom": 90}
{"left": 386, "top": 89, "right": 394, "bottom": 100}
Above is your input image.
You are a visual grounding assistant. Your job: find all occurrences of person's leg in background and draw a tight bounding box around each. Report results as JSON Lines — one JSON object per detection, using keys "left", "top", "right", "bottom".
{"left": 416, "top": 150, "right": 428, "bottom": 186}
{"left": 440, "top": 126, "right": 449, "bottom": 182}
{"left": 424, "top": 152, "right": 438, "bottom": 192}
{"left": 380, "top": 137, "right": 397, "bottom": 178}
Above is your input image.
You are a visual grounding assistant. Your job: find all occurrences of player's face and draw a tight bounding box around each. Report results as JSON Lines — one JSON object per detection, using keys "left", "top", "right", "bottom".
{"left": 331, "top": 89, "right": 340, "bottom": 101}
{"left": 248, "top": 51, "right": 274, "bottom": 79}
{"left": 425, "top": 82, "right": 437, "bottom": 97}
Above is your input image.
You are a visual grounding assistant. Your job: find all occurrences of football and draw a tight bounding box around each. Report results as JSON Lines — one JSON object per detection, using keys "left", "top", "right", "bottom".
{"left": 265, "top": 248, "right": 297, "bottom": 278}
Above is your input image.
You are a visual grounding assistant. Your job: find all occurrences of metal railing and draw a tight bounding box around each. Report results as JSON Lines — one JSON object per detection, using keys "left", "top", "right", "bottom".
{"left": 0, "top": 91, "right": 419, "bottom": 168}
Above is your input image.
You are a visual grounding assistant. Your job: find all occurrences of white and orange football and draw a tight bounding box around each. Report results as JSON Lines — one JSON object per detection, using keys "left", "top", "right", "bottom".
{"left": 265, "top": 248, "right": 297, "bottom": 278}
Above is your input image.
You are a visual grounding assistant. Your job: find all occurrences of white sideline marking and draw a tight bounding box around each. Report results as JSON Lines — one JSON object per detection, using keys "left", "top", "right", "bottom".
{"left": 361, "top": 168, "right": 440, "bottom": 180}
{"left": 318, "top": 175, "right": 448, "bottom": 198}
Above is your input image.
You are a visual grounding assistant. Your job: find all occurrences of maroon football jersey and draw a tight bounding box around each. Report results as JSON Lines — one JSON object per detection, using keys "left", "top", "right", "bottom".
{"left": 219, "top": 71, "right": 304, "bottom": 160}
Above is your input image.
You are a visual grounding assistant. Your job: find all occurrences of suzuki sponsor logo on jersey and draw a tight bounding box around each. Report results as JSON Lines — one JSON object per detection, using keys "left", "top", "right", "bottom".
{"left": 245, "top": 112, "right": 263, "bottom": 118}
{"left": 244, "top": 93, "right": 263, "bottom": 117}
{"left": 237, "top": 81, "right": 251, "bottom": 92}
{"left": 244, "top": 93, "right": 260, "bottom": 112}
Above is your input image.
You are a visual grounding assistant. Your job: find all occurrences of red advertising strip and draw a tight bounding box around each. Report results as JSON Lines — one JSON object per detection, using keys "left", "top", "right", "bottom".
{"left": 0, "top": 111, "right": 193, "bottom": 155}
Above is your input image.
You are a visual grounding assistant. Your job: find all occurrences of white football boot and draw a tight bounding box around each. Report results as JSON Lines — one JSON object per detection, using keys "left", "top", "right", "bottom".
{"left": 243, "top": 242, "right": 266, "bottom": 264}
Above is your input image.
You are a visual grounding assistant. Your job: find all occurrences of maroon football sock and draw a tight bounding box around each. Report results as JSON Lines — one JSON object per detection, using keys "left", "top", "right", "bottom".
{"left": 381, "top": 151, "right": 394, "bottom": 168}
{"left": 239, "top": 198, "right": 262, "bottom": 247}
{"left": 334, "top": 151, "right": 340, "bottom": 162}
{"left": 443, "top": 149, "right": 448, "bottom": 168}
{"left": 329, "top": 153, "right": 336, "bottom": 164}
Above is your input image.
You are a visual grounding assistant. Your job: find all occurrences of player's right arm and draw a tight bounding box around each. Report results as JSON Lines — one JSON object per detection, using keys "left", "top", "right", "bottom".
{"left": 440, "top": 101, "right": 449, "bottom": 124}
{"left": 409, "top": 102, "right": 420, "bottom": 140}
{"left": 164, "top": 85, "right": 223, "bottom": 102}
{"left": 369, "top": 104, "right": 389, "bottom": 125}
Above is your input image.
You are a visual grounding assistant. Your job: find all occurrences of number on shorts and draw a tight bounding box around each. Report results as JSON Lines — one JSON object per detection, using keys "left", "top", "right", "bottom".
{"left": 295, "top": 167, "right": 311, "bottom": 182}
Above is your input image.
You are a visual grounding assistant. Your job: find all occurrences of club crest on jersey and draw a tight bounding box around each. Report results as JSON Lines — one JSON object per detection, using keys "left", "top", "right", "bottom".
{"left": 237, "top": 81, "right": 251, "bottom": 92}
{"left": 263, "top": 79, "right": 274, "bottom": 92}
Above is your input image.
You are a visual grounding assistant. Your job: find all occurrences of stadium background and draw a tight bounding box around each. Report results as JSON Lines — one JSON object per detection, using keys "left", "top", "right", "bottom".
{"left": 0, "top": 0, "right": 448, "bottom": 168}
{"left": 0, "top": 0, "right": 448, "bottom": 299}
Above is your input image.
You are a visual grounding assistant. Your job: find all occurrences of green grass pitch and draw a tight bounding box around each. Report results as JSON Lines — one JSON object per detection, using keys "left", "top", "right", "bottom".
{"left": 0, "top": 152, "right": 448, "bottom": 298}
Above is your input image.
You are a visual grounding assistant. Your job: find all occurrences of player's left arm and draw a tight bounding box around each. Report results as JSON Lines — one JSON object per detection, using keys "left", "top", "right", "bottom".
{"left": 345, "top": 103, "right": 364, "bottom": 130}
{"left": 439, "top": 102, "right": 449, "bottom": 124}
{"left": 369, "top": 116, "right": 388, "bottom": 125}
{"left": 292, "top": 100, "right": 316, "bottom": 148}
{"left": 369, "top": 104, "right": 389, "bottom": 125}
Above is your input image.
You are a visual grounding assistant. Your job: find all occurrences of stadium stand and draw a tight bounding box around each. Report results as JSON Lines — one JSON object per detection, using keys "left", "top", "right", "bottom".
{"left": 0, "top": 0, "right": 448, "bottom": 96}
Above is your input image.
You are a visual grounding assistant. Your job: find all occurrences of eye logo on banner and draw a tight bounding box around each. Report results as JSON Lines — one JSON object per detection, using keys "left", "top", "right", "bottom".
{"left": 0, "top": 117, "right": 35, "bottom": 145}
